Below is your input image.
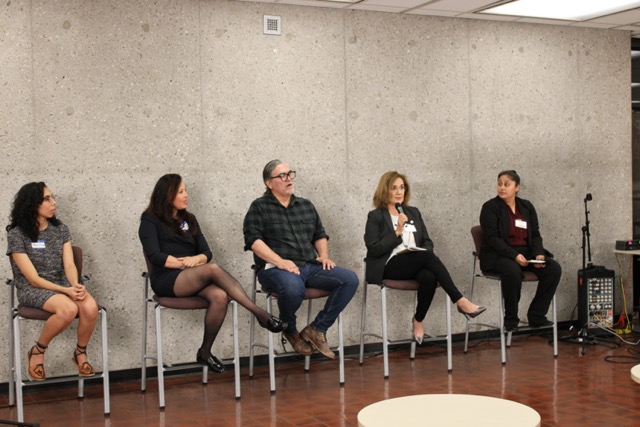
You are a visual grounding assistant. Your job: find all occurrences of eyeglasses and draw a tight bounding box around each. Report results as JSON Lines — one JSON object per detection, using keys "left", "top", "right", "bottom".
{"left": 42, "top": 194, "right": 56, "bottom": 203}
{"left": 269, "top": 170, "right": 296, "bottom": 181}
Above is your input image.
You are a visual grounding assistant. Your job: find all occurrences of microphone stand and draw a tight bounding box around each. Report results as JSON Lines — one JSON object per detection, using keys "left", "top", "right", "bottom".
{"left": 562, "top": 194, "right": 599, "bottom": 350}
{"left": 582, "top": 194, "right": 594, "bottom": 271}
{"left": 577, "top": 194, "right": 598, "bottom": 350}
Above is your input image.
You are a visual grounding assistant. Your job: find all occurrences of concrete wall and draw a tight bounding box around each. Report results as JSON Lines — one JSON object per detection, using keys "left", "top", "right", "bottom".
{"left": 0, "top": 0, "right": 631, "bottom": 379}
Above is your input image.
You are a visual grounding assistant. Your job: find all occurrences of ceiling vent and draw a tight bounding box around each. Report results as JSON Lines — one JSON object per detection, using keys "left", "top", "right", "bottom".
{"left": 263, "top": 15, "right": 281, "bottom": 35}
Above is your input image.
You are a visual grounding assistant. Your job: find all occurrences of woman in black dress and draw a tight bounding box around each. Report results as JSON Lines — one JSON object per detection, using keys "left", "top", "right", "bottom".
{"left": 139, "top": 174, "right": 286, "bottom": 372}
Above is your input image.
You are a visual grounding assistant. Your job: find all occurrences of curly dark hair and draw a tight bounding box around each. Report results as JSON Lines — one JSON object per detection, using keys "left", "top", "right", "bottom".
{"left": 6, "top": 182, "right": 60, "bottom": 241}
{"left": 143, "top": 174, "right": 199, "bottom": 236}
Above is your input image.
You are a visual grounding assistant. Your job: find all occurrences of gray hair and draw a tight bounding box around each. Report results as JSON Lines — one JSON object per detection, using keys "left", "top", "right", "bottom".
{"left": 262, "top": 159, "right": 283, "bottom": 195}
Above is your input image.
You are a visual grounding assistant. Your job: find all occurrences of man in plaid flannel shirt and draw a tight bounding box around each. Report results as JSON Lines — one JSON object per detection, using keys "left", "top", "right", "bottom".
{"left": 243, "top": 160, "right": 358, "bottom": 358}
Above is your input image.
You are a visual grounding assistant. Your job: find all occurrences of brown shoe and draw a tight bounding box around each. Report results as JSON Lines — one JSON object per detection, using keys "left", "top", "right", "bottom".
{"left": 72, "top": 344, "right": 96, "bottom": 377}
{"left": 27, "top": 342, "right": 47, "bottom": 381}
{"left": 283, "top": 332, "right": 313, "bottom": 356}
{"left": 300, "top": 326, "right": 336, "bottom": 359}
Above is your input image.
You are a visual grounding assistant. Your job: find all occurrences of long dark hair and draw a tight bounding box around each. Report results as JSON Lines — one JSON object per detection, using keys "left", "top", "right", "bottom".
{"left": 143, "top": 174, "right": 199, "bottom": 236}
{"left": 6, "top": 182, "right": 61, "bottom": 241}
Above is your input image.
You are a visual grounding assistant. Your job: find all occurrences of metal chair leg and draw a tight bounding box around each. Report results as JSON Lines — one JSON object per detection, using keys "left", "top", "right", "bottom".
{"left": 100, "top": 308, "right": 111, "bottom": 415}
{"left": 13, "top": 316, "right": 24, "bottom": 422}
{"left": 446, "top": 297, "right": 452, "bottom": 372}
{"left": 141, "top": 277, "right": 149, "bottom": 392}
{"left": 552, "top": 295, "right": 558, "bottom": 357}
{"left": 155, "top": 305, "right": 166, "bottom": 409}
{"left": 499, "top": 295, "right": 506, "bottom": 365}
{"left": 266, "top": 297, "right": 276, "bottom": 393}
{"left": 338, "top": 312, "right": 345, "bottom": 385}
{"left": 359, "top": 282, "right": 368, "bottom": 364}
{"left": 381, "top": 286, "right": 389, "bottom": 379}
{"left": 8, "top": 308, "right": 15, "bottom": 407}
{"left": 304, "top": 300, "right": 313, "bottom": 372}
{"left": 232, "top": 301, "right": 241, "bottom": 399}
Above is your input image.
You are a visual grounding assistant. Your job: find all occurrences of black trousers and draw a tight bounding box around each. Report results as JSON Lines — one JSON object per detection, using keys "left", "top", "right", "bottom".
{"left": 488, "top": 256, "right": 562, "bottom": 327}
{"left": 383, "top": 251, "right": 463, "bottom": 322}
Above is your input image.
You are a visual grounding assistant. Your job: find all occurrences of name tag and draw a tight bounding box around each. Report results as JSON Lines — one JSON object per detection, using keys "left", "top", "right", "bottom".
{"left": 404, "top": 223, "right": 417, "bottom": 233}
{"left": 515, "top": 219, "right": 527, "bottom": 229}
{"left": 31, "top": 240, "right": 46, "bottom": 249}
{"left": 180, "top": 221, "right": 189, "bottom": 231}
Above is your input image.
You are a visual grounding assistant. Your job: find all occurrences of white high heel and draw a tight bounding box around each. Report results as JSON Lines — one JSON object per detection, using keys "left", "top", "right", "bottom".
{"left": 412, "top": 317, "right": 424, "bottom": 345}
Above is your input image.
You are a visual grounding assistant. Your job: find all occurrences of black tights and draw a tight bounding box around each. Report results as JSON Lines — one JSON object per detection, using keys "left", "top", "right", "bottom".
{"left": 174, "top": 263, "right": 270, "bottom": 355}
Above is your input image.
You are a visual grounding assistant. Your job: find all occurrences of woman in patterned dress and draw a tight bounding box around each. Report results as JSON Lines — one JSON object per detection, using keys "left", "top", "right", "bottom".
{"left": 6, "top": 182, "right": 98, "bottom": 381}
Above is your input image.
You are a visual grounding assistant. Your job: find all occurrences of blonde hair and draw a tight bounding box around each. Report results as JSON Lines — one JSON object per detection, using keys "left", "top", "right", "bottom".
{"left": 372, "top": 171, "right": 411, "bottom": 209}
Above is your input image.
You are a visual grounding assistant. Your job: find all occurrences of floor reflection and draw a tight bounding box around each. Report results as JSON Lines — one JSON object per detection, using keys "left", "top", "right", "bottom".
{"left": 2, "top": 334, "right": 639, "bottom": 426}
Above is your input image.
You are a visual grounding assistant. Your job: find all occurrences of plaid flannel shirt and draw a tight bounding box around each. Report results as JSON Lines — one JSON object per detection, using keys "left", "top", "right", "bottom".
{"left": 243, "top": 193, "right": 329, "bottom": 271}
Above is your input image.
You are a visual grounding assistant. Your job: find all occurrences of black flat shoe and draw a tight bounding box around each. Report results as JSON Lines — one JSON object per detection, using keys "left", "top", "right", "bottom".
{"left": 457, "top": 305, "right": 487, "bottom": 319}
{"left": 258, "top": 315, "right": 288, "bottom": 333}
{"left": 504, "top": 323, "right": 519, "bottom": 333}
{"left": 196, "top": 352, "right": 225, "bottom": 373}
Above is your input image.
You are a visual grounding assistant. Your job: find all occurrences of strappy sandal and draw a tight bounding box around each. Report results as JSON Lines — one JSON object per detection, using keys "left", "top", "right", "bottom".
{"left": 27, "top": 341, "right": 47, "bottom": 381}
{"left": 72, "top": 344, "right": 96, "bottom": 377}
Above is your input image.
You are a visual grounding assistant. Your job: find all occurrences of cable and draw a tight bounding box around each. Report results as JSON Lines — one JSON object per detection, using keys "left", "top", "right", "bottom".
{"left": 589, "top": 322, "right": 640, "bottom": 345}
{"left": 615, "top": 254, "right": 634, "bottom": 334}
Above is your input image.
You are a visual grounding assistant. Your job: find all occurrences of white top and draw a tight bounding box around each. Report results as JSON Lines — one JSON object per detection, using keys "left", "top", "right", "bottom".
{"left": 358, "top": 394, "right": 541, "bottom": 427}
{"left": 387, "top": 215, "right": 423, "bottom": 262}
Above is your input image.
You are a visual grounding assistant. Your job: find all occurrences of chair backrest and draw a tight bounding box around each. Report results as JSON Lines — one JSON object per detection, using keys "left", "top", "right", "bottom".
{"left": 7, "top": 245, "right": 83, "bottom": 274}
{"left": 471, "top": 225, "right": 538, "bottom": 282}
{"left": 470, "top": 225, "right": 484, "bottom": 255}
{"left": 143, "top": 253, "right": 153, "bottom": 277}
{"left": 72, "top": 246, "right": 83, "bottom": 278}
{"left": 8, "top": 245, "right": 84, "bottom": 320}
{"left": 8, "top": 245, "right": 84, "bottom": 284}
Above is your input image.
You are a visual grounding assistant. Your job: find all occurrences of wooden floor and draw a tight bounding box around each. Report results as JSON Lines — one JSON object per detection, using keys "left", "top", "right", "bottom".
{"left": 2, "top": 331, "right": 640, "bottom": 426}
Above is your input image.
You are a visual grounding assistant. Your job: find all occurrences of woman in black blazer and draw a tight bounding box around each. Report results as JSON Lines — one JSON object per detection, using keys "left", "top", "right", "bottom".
{"left": 479, "top": 170, "right": 562, "bottom": 332}
{"left": 365, "top": 171, "right": 485, "bottom": 343}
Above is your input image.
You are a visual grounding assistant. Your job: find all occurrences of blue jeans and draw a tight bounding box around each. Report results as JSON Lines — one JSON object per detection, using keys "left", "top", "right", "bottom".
{"left": 257, "top": 263, "right": 359, "bottom": 335}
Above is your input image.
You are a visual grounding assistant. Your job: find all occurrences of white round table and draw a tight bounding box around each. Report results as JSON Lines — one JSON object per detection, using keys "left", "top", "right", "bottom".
{"left": 357, "top": 394, "right": 540, "bottom": 427}
{"left": 631, "top": 364, "right": 640, "bottom": 384}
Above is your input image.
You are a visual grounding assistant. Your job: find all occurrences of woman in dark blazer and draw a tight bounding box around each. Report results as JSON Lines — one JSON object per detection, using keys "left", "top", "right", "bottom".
{"left": 365, "top": 171, "right": 485, "bottom": 343}
{"left": 479, "top": 170, "right": 562, "bottom": 332}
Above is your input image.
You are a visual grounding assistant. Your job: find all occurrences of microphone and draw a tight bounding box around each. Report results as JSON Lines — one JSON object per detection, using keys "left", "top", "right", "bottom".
{"left": 395, "top": 203, "right": 405, "bottom": 216}
{"left": 584, "top": 193, "right": 592, "bottom": 202}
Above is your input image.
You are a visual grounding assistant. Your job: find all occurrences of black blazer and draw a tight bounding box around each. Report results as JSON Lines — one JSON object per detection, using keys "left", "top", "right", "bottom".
{"left": 364, "top": 206, "right": 434, "bottom": 284}
{"left": 479, "top": 196, "right": 549, "bottom": 271}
